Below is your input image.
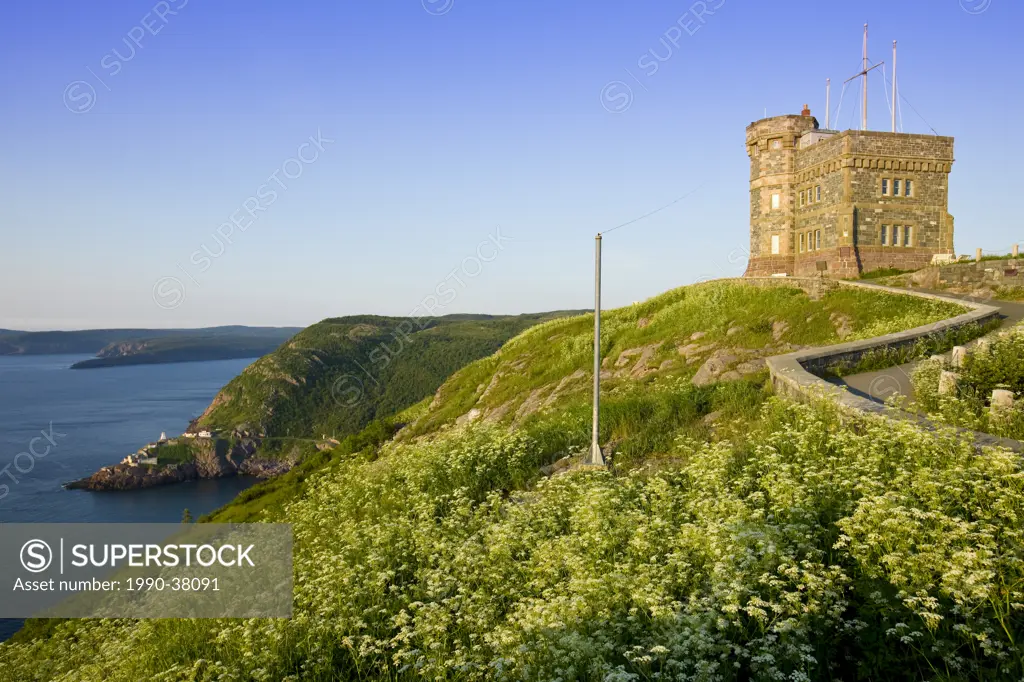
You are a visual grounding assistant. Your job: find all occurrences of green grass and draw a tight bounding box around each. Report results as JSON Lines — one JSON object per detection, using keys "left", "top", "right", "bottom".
{"left": 410, "top": 281, "right": 966, "bottom": 435}
{"left": 911, "top": 323, "right": 1024, "bottom": 439}
{"left": 994, "top": 285, "right": 1024, "bottom": 301}
{"left": 8, "top": 392, "right": 1024, "bottom": 680}
{"left": 820, "top": 318, "right": 1000, "bottom": 377}
{"left": 0, "top": 279, "right": 988, "bottom": 679}
{"left": 154, "top": 442, "right": 194, "bottom": 465}
{"left": 197, "top": 312, "right": 579, "bottom": 450}
{"left": 200, "top": 418, "right": 402, "bottom": 523}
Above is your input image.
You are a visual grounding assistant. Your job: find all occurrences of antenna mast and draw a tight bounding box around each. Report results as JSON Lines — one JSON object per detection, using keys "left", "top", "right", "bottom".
{"left": 826, "top": 78, "right": 831, "bottom": 129}
{"left": 862, "top": 23, "right": 868, "bottom": 130}
{"left": 844, "top": 23, "right": 883, "bottom": 131}
{"left": 891, "top": 40, "right": 897, "bottom": 133}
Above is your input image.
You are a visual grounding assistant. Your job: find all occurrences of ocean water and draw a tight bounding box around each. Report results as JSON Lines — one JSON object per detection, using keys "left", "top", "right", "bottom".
{"left": 0, "top": 354, "right": 259, "bottom": 641}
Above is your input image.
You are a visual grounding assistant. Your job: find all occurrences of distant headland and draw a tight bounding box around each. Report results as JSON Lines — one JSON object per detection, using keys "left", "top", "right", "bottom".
{"left": 0, "top": 326, "right": 301, "bottom": 368}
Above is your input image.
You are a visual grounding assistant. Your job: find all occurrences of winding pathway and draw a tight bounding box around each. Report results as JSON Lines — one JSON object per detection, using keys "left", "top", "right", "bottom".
{"left": 837, "top": 292, "right": 1024, "bottom": 404}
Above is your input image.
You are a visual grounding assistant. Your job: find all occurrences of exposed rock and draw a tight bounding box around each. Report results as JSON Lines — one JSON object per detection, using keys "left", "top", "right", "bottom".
{"left": 483, "top": 400, "right": 515, "bottom": 424}
{"left": 690, "top": 331, "right": 707, "bottom": 341}
{"left": 540, "top": 455, "right": 574, "bottom": 477}
{"left": 543, "top": 369, "right": 586, "bottom": 408}
{"left": 637, "top": 317, "right": 651, "bottom": 329}
{"left": 628, "top": 343, "right": 662, "bottom": 378}
{"left": 702, "top": 410, "right": 722, "bottom": 424}
{"left": 735, "top": 358, "right": 767, "bottom": 376}
{"left": 513, "top": 386, "right": 553, "bottom": 424}
{"left": 772, "top": 320, "right": 790, "bottom": 341}
{"left": 456, "top": 408, "right": 483, "bottom": 425}
{"left": 615, "top": 347, "right": 645, "bottom": 368}
{"left": 66, "top": 462, "right": 201, "bottom": 491}
{"left": 237, "top": 457, "right": 296, "bottom": 478}
{"left": 65, "top": 435, "right": 282, "bottom": 492}
{"left": 727, "top": 325, "right": 743, "bottom": 337}
{"left": 659, "top": 359, "right": 674, "bottom": 370}
{"left": 829, "top": 313, "right": 854, "bottom": 339}
{"left": 677, "top": 342, "right": 717, "bottom": 363}
{"left": 479, "top": 371, "right": 504, "bottom": 401}
{"left": 96, "top": 341, "right": 151, "bottom": 359}
{"left": 691, "top": 350, "right": 740, "bottom": 386}
{"left": 910, "top": 267, "right": 941, "bottom": 289}
{"left": 346, "top": 324, "right": 380, "bottom": 341}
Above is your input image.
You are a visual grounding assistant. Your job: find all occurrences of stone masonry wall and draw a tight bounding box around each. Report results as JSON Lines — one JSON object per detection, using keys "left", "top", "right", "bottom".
{"left": 744, "top": 115, "right": 818, "bottom": 276}
{"left": 910, "top": 258, "right": 1024, "bottom": 291}
{"left": 846, "top": 132, "right": 954, "bottom": 270}
{"left": 744, "top": 120, "right": 955, "bottom": 279}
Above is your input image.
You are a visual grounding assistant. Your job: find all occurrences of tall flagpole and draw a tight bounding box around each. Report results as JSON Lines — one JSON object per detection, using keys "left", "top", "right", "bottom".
{"left": 589, "top": 233, "right": 605, "bottom": 467}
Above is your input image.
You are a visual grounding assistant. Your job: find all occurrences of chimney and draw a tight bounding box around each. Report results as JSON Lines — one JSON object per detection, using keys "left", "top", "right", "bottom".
{"left": 801, "top": 104, "right": 811, "bottom": 117}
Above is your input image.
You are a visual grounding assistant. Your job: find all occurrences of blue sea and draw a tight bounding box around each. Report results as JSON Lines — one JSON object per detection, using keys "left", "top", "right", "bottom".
{"left": 0, "top": 355, "right": 259, "bottom": 641}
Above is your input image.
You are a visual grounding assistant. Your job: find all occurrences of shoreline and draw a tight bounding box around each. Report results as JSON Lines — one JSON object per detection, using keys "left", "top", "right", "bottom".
{"left": 64, "top": 435, "right": 297, "bottom": 492}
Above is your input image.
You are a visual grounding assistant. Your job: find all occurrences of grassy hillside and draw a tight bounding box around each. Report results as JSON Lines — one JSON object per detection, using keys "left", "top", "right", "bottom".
{"left": 202, "top": 281, "right": 964, "bottom": 522}
{"left": 7, "top": 281, "right": 1012, "bottom": 681}
{"left": 406, "top": 280, "right": 965, "bottom": 435}
{"left": 193, "top": 312, "right": 581, "bottom": 446}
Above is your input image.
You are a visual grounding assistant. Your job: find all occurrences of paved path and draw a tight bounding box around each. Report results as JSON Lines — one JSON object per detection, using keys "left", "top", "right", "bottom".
{"left": 836, "top": 292, "right": 1024, "bottom": 404}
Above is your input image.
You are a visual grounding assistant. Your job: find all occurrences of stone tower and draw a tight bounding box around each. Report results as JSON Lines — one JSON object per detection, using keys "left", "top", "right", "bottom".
{"left": 743, "top": 106, "right": 955, "bottom": 278}
{"left": 745, "top": 111, "right": 820, "bottom": 277}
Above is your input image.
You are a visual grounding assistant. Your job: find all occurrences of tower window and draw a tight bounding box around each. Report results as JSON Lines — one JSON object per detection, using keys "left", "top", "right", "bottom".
{"left": 881, "top": 225, "right": 889, "bottom": 245}
{"left": 815, "top": 230, "right": 821, "bottom": 250}
{"left": 881, "top": 178, "right": 889, "bottom": 195}
{"left": 893, "top": 179, "right": 901, "bottom": 196}
{"left": 893, "top": 225, "right": 902, "bottom": 247}
{"left": 905, "top": 180, "right": 913, "bottom": 197}
{"left": 799, "top": 191, "right": 804, "bottom": 207}
{"left": 905, "top": 225, "right": 913, "bottom": 246}
{"left": 816, "top": 185, "right": 821, "bottom": 202}
{"left": 799, "top": 233, "right": 805, "bottom": 252}
{"left": 771, "top": 193, "right": 780, "bottom": 210}
{"left": 771, "top": 234, "right": 780, "bottom": 255}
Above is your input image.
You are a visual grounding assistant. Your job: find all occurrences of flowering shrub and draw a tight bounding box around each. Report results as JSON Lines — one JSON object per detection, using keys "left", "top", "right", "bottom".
{"left": 3, "top": 396, "right": 1024, "bottom": 680}
{"left": 912, "top": 326, "right": 1024, "bottom": 440}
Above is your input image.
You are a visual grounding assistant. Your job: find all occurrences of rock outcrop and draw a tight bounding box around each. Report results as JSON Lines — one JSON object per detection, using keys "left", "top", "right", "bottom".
{"left": 65, "top": 436, "right": 288, "bottom": 492}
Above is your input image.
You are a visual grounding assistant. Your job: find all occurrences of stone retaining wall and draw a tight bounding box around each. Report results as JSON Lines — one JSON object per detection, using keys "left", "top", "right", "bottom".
{"left": 909, "top": 258, "right": 1024, "bottom": 291}
{"left": 728, "top": 276, "right": 840, "bottom": 299}
{"left": 761, "top": 280, "right": 1021, "bottom": 451}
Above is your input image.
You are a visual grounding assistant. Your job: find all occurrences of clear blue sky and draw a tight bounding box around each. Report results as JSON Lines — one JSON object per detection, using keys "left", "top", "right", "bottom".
{"left": 1, "top": 0, "right": 1019, "bottom": 330}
